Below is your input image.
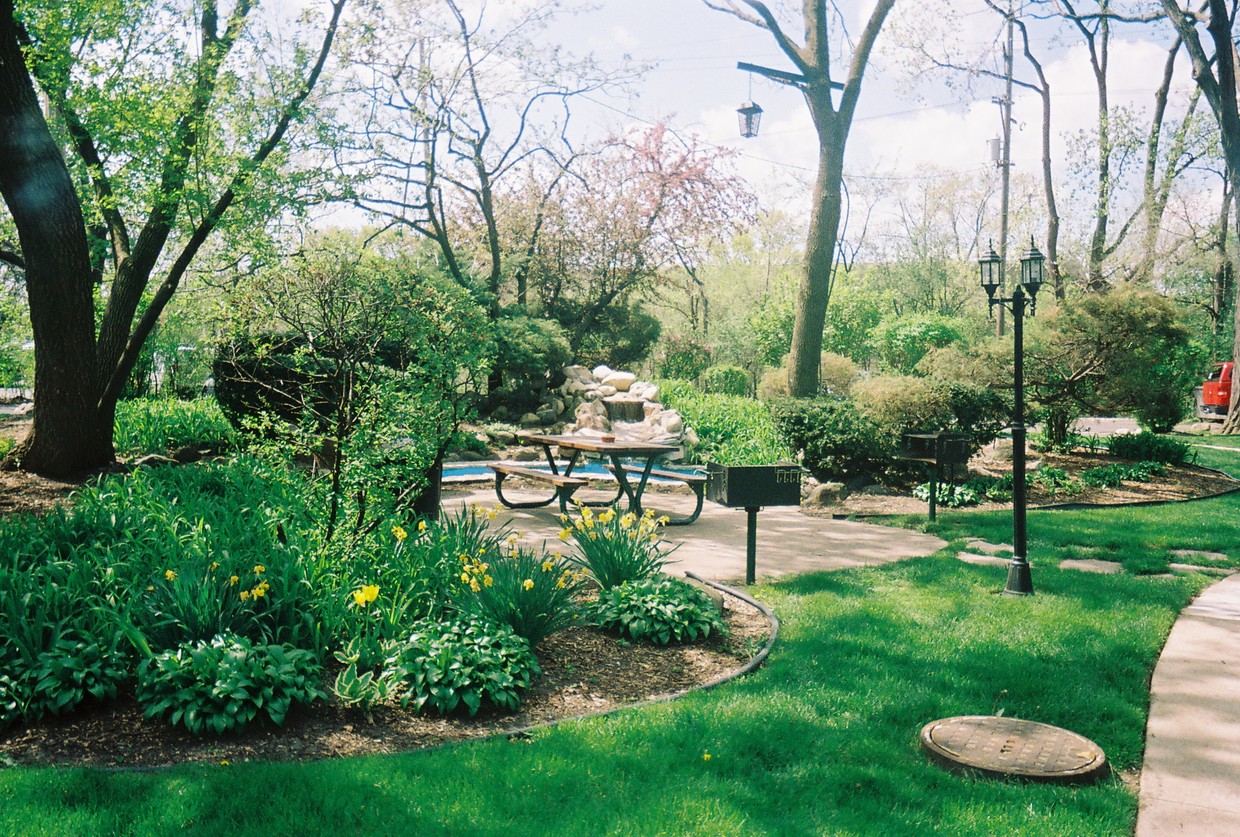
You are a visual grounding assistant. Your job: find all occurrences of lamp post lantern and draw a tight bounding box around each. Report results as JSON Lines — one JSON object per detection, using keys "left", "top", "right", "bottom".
{"left": 737, "top": 101, "right": 763, "bottom": 138}
{"left": 979, "top": 237, "right": 1045, "bottom": 596}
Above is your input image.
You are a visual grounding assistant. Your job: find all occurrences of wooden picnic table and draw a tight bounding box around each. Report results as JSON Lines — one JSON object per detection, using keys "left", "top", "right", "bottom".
{"left": 491, "top": 433, "right": 681, "bottom": 517}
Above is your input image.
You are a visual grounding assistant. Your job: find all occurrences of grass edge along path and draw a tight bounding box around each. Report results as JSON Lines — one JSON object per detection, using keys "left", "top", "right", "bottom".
{"left": 0, "top": 551, "right": 1212, "bottom": 836}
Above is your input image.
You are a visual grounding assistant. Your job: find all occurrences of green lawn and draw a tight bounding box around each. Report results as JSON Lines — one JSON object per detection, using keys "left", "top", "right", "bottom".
{"left": 2, "top": 434, "right": 1237, "bottom": 835}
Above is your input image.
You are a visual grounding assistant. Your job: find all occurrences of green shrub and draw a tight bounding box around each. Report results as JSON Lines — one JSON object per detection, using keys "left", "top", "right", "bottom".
{"left": 1106, "top": 432, "right": 1193, "bottom": 466}
{"left": 852, "top": 375, "right": 954, "bottom": 435}
{"left": 654, "top": 335, "right": 712, "bottom": 380}
{"left": 566, "top": 507, "right": 673, "bottom": 591}
{"left": 455, "top": 547, "right": 585, "bottom": 646}
{"left": 589, "top": 577, "right": 726, "bottom": 646}
{"left": 488, "top": 315, "right": 572, "bottom": 415}
{"left": 660, "top": 385, "right": 793, "bottom": 466}
{"left": 911, "top": 483, "right": 980, "bottom": 508}
{"left": 873, "top": 313, "right": 964, "bottom": 374}
{"left": 0, "top": 436, "right": 13, "bottom": 461}
{"left": 769, "top": 398, "right": 894, "bottom": 481}
{"left": 818, "top": 352, "right": 859, "bottom": 397}
{"left": 700, "top": 364, "right": 749, "bottom": 396}
{"left": 387, "top": 616, "right": 539, "bottom": 715}
{"left": 114, "top": 398, "right": 235, "bottom": 456}
{"left": 136, "top": 633, "right": 325, "bottom": 736}
{"left": 937, "top": 382, "right": 1011, "bottom": 449}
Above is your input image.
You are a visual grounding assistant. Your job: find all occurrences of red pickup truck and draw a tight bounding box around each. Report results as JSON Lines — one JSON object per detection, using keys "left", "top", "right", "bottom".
{"left": 1196, "top": 361, "right": 1234, "bottom": 419}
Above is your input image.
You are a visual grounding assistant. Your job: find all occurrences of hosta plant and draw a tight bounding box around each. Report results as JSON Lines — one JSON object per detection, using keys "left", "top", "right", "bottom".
{"left": 387, "top": 616, "right": 539, "bottom": 716}
{"left": 136, "top": 633, "right": 324, "bottom": 736}
{"left": 590, "top": 577, "right": 727, "bottom": 646}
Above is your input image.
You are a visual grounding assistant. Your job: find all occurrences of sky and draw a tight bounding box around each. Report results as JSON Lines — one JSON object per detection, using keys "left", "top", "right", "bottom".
{"left": 534, "top": 0, "right": 1206, "bottom": 236}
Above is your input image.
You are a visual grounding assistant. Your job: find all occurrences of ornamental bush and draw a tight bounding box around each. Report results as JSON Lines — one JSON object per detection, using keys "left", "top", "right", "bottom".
{"left": 387, "top": 616, "right": 539, "bottom": 715}
{"left": 769, "top": 398, "right": 895, "bottom": 482}
{"left": 590, "top": 577, "right": 726, "bottom": 646}
{"left": 1106, "top": 432, "right": 1193, "bottom": 466}
{"left": 654, "top": 335, "right": 712, "bottom": 380}
{"left": 136, "top": 633, "right": 325, "bottom": 736}
{"left": 660, "top": 385, "right": 793, "bottom": 466}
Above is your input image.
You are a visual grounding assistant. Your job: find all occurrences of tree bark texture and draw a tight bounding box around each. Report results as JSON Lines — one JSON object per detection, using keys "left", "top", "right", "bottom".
{"left": 0, "top": 0, "right": 113, "bottom": 474}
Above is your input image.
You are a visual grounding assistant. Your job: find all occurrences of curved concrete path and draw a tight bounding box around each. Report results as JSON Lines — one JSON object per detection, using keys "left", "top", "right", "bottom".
{"left": 1138, "top": 573, "right": 1240, "bottom": 835}
{"left": 445, "top": 485, "right": 947, "bottom": 584}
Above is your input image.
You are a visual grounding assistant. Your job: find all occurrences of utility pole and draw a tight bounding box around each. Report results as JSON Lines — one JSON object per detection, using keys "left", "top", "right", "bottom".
{"left": 992, "top": 6, "right": 1015, "bottom": 336}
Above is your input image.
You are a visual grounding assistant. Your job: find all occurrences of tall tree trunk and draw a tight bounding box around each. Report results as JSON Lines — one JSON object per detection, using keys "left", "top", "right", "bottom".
{"left": 0, "top": 1, "right": 112, "bottom": 475}
{"left": 790, "top": 121, "right": 844, "bottom": 395}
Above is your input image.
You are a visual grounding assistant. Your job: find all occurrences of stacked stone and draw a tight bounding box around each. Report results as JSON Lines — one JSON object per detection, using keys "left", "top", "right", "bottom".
{"left": 524, "top": 364, "right": 695, "bottom": 448}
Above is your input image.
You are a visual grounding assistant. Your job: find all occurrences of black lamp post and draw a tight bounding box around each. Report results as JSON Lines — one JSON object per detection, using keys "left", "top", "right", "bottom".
{"left": 737, "top": 101, "right": 763, "bottom": 138}
{"left": 979, "top": 237, "right": 1045, "bottom": 596}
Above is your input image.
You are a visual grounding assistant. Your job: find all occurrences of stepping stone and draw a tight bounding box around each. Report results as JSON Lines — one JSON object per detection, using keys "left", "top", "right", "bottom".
{"left": 1169, "top": 563, "right": 1235, "bottom": 576}
{"left": 1060, "top": 559, "right": 1123, "bottom": 574}
{"left": 965, "top": 540, "right": 1012, "bottom": 556}
{"left": 958, "top": 552, "right": 1011, "bottom": 567}
{"left": 1170, "top": 549, "right": 1230, "bottom": 563}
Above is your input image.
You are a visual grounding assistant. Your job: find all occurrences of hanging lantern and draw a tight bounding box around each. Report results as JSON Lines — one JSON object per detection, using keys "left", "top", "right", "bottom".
{"left": 737, "top": 101, "right": 763, "bottom": 138}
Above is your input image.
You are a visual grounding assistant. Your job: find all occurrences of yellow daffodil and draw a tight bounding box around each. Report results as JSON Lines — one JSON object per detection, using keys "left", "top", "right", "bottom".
{"left": 417, "top": 520, "right": 428, "bottom": 532}
{"left": 253, "top": 564, "right": 266, "bottom": 575}
{"left": 555, "top": 579, "right": 566, "bottom": 589}
{"left": 620, "top": 513, "right": 636, "bottom": 528}
{"left": 558, "top": 528, "right": 572, "bottom": 541}
{"left": 164, "top": 569, "right": 177, "bottom": 582}
{"left": 703, "top": 753, "right": 712, "bottom": 762}
{"left": 461, "top": 572, "right": 471, "bottom": 584}
{"left": 228, "top": 575, "right": 239, "bottom": 586}
{"left": 483, "top": 575, "right": 493, "bottom": 587}
{"left": 469, "top": 579, "right": 481, "bottom": 593}
{"left": 240, "top": 590, "right": 251, "bottom": 601}
{"left": 392, "top": 525, "right": 408, "bottom": 542}
{"left": 598, "top": 509, "right": 615, "bottom": 525}
{"left": 209, "top": 561, "right": 219, "bottom": 572}
{"left": 657, "top": 515, "right": 671, "bottom": 526}
{"left": 351, "top": 584, "right": 379, "bottom": 606}
{"left": 541, "top": 560, "right": 555, "bottom": 573}
{"left": 559, "top": 513, "right": 570, "bottom": 523}
{"left": 522, "top": 579, "right": 535, "bottom": 590}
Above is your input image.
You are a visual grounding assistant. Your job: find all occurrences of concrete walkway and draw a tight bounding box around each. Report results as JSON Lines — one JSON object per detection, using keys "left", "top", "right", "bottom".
{"left": 1138, "top": 573, "right": 1240, "bottom": 836}
{"left": 444, "top": 484, "right": 947, "bottom": 584}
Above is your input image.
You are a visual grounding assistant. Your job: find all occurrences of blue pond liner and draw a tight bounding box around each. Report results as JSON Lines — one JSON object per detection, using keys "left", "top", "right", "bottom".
{"left": 442, "top": 460, "right": 703, "bottom": 484}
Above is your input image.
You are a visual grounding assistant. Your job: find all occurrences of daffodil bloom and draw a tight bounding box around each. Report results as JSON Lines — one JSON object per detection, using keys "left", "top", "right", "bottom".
{"left": 559, "top": 513, "right": 570, "bottom": 523}
{"left": 483, "top": 575, "right": 493, "bottom": 587}
{"left": 620, "top": 513, "right": 636, "bottom": 528}
{"left": 209, "top": 561, "right": 219, "bottom": 572}
{"left": 703, "top": 753, "right": 712, "bottom": 762}
{"left": 469, "top": 579, "right": 481, "bottom": 592}
{"left": 253, "top": 564, "right": 266, "bottom": 575}
{"left": 253, "top": 582, "right": 270, "bottom": 598}
{"left": 558, "top": 528, "right": 572, "bottom": 541}
{"left": 240, "top": 590, "right": 251, "bottom": 601}
{"left": 523, "top": 579, "right": 535, "bottom": 590}
{"left": 657, "top": 516, "right": 671, "bottom": 526}
{"left": 542, "top": 560, "right": 555, "bottom": 573}
{"left": 555, "top": 579, "right": 566, "bottom": 589}
{"left": 461, "top": 572, "right": 471, "bottom": 584}
{"left": 164, "top": 569, "right": 177, "bottom": 582}
{"left": 352, "top": 584, "right": 379, "bottom": 606}
{"left": 228, "top": 575, "right": 239, "bottom": 586}
{"left": 392, "top": 525, "right": 408, "bottom": 542}
{"left": 598, "top": 509, "right": 615, "bottom": 524}
{"left": 417, "top": 520, "right": 428, "bottom": 532}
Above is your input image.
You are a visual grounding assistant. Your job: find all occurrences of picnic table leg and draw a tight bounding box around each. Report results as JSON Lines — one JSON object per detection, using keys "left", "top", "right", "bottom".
{"left": 612, "top": 456, "right": 656, "bottom": 515}
{"left": 493, "top": 471, "right": 558, "bottom": 510}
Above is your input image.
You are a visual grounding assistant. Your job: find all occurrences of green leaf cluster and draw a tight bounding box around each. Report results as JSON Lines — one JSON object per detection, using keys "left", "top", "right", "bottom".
{"left": 455, "top": 547, "right": 586, "bottom": 647}
{"left": 589, "top": 577, "right": 726, "bottom": 646}
{"left": 1106, "top": 432, "right": 1193, "bottom": 466}
{"left": 565, "top": 507, "right": 672, "bottom": 591}
{"left": 136, "top": 634, "right": 325, "bottom": 736}
{"left": 386, "top": 617, "right": 539, "bottom": 716}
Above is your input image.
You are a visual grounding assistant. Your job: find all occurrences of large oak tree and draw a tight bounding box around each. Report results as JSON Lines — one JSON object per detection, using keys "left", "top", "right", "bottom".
{"left": 0, "top": 0, "right": 345, "bottom": 476}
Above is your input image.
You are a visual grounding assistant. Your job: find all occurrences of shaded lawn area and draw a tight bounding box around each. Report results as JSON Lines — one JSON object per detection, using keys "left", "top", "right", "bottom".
{"left": 2, "top": 436, "right": 1236, "bottom": 835}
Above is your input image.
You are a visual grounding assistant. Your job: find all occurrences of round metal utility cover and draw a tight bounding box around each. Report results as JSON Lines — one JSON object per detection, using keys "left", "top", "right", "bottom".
{"left": 920, "top": 715, "right": 1108, "bottom": 784}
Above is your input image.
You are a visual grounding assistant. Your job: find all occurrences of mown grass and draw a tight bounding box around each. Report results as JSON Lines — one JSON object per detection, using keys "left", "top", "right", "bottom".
{"left": 0, "top": 546, "right": 1214, "bottom": 835}
{"left": 2, "top": 430, "right": 1237, "bottom": 834}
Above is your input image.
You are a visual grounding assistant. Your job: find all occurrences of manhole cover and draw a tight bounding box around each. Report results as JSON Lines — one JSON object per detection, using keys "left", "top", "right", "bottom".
{"left": 920, "top": 716, "right": 1108, "bottom": 784}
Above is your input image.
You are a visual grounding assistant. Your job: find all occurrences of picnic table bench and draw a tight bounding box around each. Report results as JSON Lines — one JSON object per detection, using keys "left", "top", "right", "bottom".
{"left": 488, "top": 462, "right": 589, "bottom": 514}
{"left": 605, "top": 463, "right": 707, "bottom": 525}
